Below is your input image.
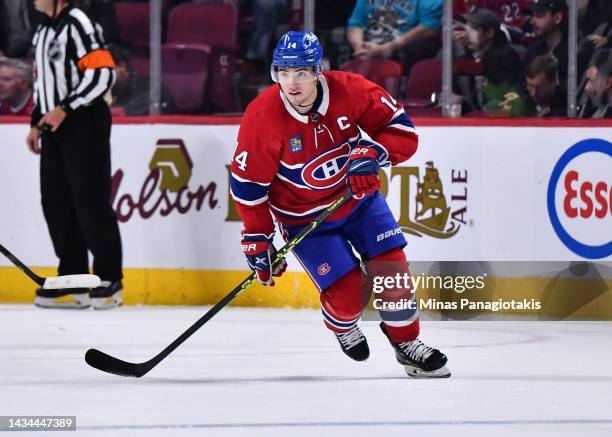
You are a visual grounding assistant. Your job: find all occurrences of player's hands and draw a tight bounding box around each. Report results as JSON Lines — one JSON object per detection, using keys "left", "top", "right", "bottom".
{"left": 241, "top": 233, "right": 287, "bottom": 286}
{"left": 38, "top": 106, "right": 66, "bottom": 132}
{"left": 346, "top": 139, "right": 389, "bottom": 198}
{"left": 26, "top": 127, "right": 42, "bottom": 154}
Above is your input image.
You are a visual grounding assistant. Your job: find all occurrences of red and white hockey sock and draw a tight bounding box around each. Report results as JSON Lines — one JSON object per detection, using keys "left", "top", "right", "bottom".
{"left": 368, "top": 247, "right": 420, "bottom": 343}
{"left": 320, "top": 267, "right": 364, "bottom": 333}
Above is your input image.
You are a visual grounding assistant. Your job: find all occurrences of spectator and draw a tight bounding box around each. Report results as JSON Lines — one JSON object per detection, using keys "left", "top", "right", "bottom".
{"left": 577, "top": 0, "right": 611, "bottom": 66}
{"left": 0, "top": 0, "right": 36, "bottom": 58}
{"left": 524, "top": 54, "right": 567, "bottom": 116}
{"left": 240, "top": 0, "right": 288, "bottom": 82}
{"left": 347, "top": 0, "right": 443, "bottom": 76}
{"left": 0, "top": 57, "right": 33, "bottom": 116}
{"left": 109, "top": 45, "right": 175, "bottom": 116}
{"left": 453, "top": 0, "right": 532, "bottom": 42}
{"left": 578, "top": 48, "right": 611, "bottom": 118}
{"left": 454, "top": 9, "right": 528, "bottom": 115}
{"left": 524, "top": 0, "right": 590, "bottom": 81}
{"left": 580, "top": 0, "right": 612, "bottom": 39}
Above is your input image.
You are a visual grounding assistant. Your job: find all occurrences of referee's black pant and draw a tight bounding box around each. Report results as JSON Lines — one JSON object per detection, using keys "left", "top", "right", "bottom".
{"left": 40, "top": 99, "right": 123, "bottom": 282}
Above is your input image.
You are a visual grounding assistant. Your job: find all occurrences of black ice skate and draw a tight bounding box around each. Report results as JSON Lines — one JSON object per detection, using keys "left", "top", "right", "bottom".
{"left": 35, "top": 287, "right": 91, "bottom": 309}
{"left": 334, "top": 326, "right": 370, "bottom": 361}
{"left": 380, "top": 323, "right": 450, "bottom": 378}
{"left": 90, "top": 281, "right": 123, "bottom": 310}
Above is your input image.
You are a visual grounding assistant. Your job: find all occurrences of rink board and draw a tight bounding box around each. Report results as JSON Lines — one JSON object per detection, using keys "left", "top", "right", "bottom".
{"left": 0, "top": 121, "right": 610, "bottom": 315}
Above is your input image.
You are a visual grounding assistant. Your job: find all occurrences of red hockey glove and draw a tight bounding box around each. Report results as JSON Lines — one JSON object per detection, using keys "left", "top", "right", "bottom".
{"left": 347, "top": 144, "right": 382, "bottom": 198}
{"left": 241, "top": 233, "right": 287, "bottom": 286}
{"left": 346, "top": 139, "right": 391, "bottom": 198}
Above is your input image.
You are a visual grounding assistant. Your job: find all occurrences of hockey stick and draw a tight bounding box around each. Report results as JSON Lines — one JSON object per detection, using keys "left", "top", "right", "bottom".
{"left": 0, "top": 243, "right": 101, "bottom": 289}
{"left": 85, "top": 191, "right": 353, "bottom": 377}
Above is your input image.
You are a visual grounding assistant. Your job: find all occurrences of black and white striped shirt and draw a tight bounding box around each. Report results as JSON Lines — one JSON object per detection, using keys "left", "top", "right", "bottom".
{"left": 31, "top": 6, "right": 115, "bottom": 122}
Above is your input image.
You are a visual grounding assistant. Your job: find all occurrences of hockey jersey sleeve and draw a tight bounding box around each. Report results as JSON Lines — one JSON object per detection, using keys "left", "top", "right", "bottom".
{"left": 230, "top": 109, "right": 282, "bottom": 237}
{"left": 353, "top": 78, "right": 419, "bottom": 165}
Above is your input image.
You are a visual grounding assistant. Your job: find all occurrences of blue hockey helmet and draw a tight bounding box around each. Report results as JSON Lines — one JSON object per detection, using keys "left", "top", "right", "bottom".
{"left": 271, "top": 31, "right": 323, "bottom": 74}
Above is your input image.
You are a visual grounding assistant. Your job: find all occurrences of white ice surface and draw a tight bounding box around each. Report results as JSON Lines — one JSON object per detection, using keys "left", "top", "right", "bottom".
{"left": 1, "top": 305, "right": 611, "bottom": 437}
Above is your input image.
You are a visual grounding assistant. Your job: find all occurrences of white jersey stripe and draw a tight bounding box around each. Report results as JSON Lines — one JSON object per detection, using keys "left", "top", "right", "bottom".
{"left": 230, "top": 189, "right": 269, "bottom": 206}
{"left": 388, "top": 124, "right": 418, "bottom": 134}
{"left": 270, "top": 200, "right": 336, "bottom": 217}
{"left": 275, "top": 173, "right": 310, "bottom": 189}
{"left": 231, "top": 173, "right": 272, "bottom": 186}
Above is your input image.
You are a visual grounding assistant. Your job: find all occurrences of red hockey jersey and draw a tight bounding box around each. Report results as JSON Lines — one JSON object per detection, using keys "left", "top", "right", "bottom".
{"left": 454, "top": 0, "right": 530, "bottom": 29}
{"left": 230, "top": 71, "right": 418, "bottom": 236}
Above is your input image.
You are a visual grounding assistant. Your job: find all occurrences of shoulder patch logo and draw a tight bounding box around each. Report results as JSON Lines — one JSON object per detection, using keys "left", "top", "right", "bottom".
{"left": 289, "top": 134, "right": 303, "bottom": 153}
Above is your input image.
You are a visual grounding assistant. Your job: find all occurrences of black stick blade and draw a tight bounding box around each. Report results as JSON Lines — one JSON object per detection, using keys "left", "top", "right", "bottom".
{"left": 85, "top": 349, "right": 145, "bottom": 378}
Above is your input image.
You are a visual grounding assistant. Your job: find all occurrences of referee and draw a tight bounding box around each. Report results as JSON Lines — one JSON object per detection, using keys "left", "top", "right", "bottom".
{"left": 26, "top": 0, "right": 123, "bottom": 310}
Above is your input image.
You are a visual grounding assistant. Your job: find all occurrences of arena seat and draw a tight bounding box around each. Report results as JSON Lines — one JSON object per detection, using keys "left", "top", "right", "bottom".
{"left": 405, "top": 58, "right": 442, "bottom": 102}
{"left": 166, "top": 4, "right": 239, "bottom": 111}
{"left": 115, "top": 2, "right": 150, "bottom": 57}
{"left": 161, "top": 44, "right": 212, "bottom": 113}
{"left": 340, "top": 58, "right": 403, "bottom": 97}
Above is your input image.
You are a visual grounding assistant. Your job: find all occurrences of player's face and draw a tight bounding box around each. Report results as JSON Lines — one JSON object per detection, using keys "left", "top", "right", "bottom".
{"left": 277, "top": 67, "right": 318, "bottom": 108}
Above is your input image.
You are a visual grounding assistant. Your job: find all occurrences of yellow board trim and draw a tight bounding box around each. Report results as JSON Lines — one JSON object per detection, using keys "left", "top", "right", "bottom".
{"left": 0, "top": 267, "right": 320, "bottom": 307}
{"left": 0, "top": 267, "right": 610, "bottom": 319}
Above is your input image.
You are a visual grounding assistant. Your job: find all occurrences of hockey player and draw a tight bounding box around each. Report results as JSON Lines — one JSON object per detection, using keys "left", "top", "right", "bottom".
{"left": 231, "top": 31, "right": 450, "bottom": 378}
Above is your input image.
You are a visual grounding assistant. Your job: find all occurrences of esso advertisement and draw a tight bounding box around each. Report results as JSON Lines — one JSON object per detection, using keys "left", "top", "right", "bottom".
{"left": 548, "top": 138, "right": 612, "bottom": 259}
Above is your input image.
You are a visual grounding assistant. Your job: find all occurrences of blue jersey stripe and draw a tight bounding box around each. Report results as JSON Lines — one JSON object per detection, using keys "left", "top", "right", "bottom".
{"left": 378, "top": 305, "right": 418, "bottom": 323}
{"left": 321, "top": 309, "right": 359, "bottom": 329}
{"left": 277, "top": 162, "right": 308, "bottom": 188}
{"left": 389, "top": 112, "right": 415, "bottom": 128}
{"left": 230, "top": 175, "right": 269, "bottom": 202}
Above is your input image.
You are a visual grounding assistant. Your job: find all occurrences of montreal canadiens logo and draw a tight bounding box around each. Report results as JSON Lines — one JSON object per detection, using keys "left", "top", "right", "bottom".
{"left": 318, "top": 263, "right": 331, "bottom": 275}
{"left": 547, "top": 138, "right": 611, "bottom": 259}
{"left": 301, "top": 143, "right": 351, "bottom": 190}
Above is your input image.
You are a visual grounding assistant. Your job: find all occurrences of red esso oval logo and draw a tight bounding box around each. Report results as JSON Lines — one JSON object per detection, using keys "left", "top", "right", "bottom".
{"left": 301, "top": 143, "right": 351, "bottom": 190}
{"left": 563, "top": 170, "right": 611, "bottom": 219}
{"left": 555, "top": 151, "right": 611, "bottom": 248}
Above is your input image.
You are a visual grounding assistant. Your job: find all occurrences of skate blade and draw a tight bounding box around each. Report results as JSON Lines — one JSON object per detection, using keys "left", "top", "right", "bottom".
{"left": 92, "top": 292, "right": 122, "bottom": 310}
{"left": 403, "top": 364, "right": 451, "bottom": 379}
{"left": 34, "top": 294, "right": 91, "bottom": 309}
